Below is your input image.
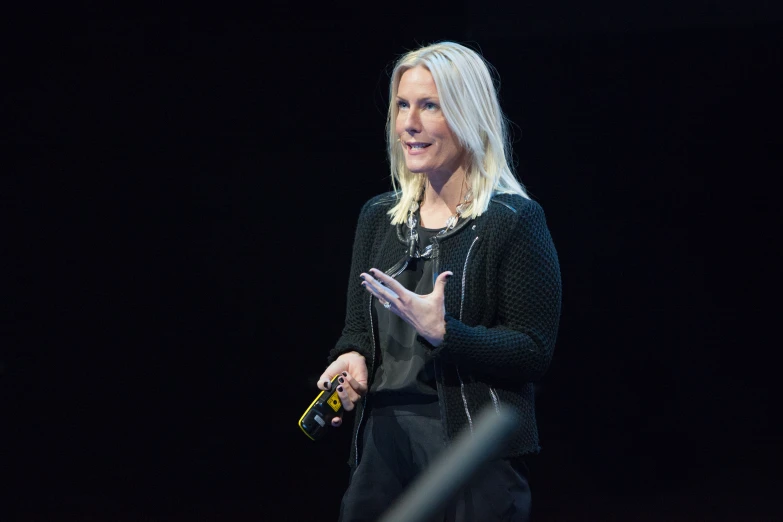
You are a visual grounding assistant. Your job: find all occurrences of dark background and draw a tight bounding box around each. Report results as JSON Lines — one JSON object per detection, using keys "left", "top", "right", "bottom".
{"left": 3, "top": 3, "right": 782, "bottom": 521}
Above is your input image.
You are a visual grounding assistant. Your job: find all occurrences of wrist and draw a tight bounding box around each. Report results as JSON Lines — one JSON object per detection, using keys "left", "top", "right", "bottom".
{"left": 423, "top": 320, "right": 446, "bottom": 347}
{"left": 340, "top": 351, "right": 365, "bottom": 360}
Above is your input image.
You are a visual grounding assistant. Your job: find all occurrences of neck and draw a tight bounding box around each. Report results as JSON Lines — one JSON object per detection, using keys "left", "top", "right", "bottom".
{"left": 421, "top": 168, "right": 467, "bottom": 214}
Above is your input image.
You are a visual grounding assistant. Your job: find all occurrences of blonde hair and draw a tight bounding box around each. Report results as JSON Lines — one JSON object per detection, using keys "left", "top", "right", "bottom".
{"left": 386, "top": 41, "right": 529, "bottom": 225}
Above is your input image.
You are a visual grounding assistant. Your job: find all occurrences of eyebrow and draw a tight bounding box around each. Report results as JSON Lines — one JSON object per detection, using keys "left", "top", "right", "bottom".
{"left": 395, "top": 96, "right": 440, "bottom": 103}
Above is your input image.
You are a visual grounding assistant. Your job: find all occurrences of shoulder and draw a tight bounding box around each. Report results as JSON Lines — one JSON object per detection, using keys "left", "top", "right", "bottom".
{"left": 485, "top": 195, "right": 558, "bottom": 260}
{"left": 358, "top": 191, "right": 398, "bottom": 220}
{"left": 488, "top": 193, "right": 546, "bottom": 223}
{"left": 350, "top": 191, "right": 398, "bottom": 236}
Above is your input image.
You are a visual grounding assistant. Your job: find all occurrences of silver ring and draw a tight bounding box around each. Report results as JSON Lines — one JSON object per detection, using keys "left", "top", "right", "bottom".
{"left": 383, "top": 300, "right": 391, "bottom": 309}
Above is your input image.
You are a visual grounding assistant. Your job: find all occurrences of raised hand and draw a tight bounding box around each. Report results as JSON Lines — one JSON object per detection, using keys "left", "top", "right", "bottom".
{"left": 360, "top": 268, "right": 453, "bottom": 347}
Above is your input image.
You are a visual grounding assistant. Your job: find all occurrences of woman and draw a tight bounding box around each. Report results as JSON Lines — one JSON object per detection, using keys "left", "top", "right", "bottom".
{"left": 317, "top": 41, "right": 562, "bottom": 521}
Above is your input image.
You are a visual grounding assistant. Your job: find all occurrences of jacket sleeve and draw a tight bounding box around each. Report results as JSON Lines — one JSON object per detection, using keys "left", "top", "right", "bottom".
{"left": 430, "top": 199, "right": 562, "bottom": 382}
{"left": 327, "top": 198, "right": 380, "bottom": 364}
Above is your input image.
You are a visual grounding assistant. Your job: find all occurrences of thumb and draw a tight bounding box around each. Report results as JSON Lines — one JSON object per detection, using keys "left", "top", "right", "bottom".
{"left": 317, "top": 359, "right": 346, "bottom": 390}
{"left": 435, "top": 271, "right": 454, "bottom": 292}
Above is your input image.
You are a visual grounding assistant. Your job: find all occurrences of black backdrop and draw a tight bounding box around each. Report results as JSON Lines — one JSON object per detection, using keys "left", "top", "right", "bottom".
{"left": 4, "top": 4, "right": 783, "bottom": 521}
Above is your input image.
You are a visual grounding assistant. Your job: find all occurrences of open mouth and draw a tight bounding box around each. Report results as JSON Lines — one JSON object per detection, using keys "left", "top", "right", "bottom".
{"left": 407, "top": 142, "right": 432, "bottom": 150}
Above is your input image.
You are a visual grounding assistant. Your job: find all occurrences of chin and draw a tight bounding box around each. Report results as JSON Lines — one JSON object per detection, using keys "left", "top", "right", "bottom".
{"left": 405, "top": 162, "right": 431, "bottom": 174}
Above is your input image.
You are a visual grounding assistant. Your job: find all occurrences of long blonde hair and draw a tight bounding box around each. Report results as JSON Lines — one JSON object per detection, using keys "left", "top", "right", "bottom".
{"left": 386, "top": 41, "right": 529, "bottom": 225}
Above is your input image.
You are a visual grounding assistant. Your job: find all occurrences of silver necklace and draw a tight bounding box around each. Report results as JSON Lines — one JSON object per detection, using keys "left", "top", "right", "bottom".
{"left": 405, "top": 191, "right": 473, "bottom": 259}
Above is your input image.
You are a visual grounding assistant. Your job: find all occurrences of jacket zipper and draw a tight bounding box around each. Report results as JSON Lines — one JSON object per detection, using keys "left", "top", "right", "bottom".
{"left": 460, "top": 236, "right": 501, "bottom": 414}
{"left": 458, "top": 200, "right": 518, "bottom": 420}
{"left": 354, "top": 256, "right": 409, "bottom": 467}
{"left": 457, "top": 236, "right": 481, "bottom": 432}
{"left": 489, "top": 387, "right": 500, "bottom": 413}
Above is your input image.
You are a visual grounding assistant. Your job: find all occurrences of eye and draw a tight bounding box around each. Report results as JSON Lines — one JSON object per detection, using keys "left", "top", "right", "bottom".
{"left": 396, "top": 100, "right": 409, "bottom": 109}
{"left": 424, "top": 102, "right": 439, "bottom": 111}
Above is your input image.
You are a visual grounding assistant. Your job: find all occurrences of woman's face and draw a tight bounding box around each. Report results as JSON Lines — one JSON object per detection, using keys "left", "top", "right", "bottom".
{"left": 395, "top": 66, "right": 465, "bottom": 177}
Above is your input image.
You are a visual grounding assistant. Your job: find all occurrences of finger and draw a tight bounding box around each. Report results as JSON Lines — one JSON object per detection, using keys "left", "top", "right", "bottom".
{"left": 360, "top": 275, "right": 400, "bottom": 302}
{"left": 361, "top": 271, "right": 394, "bottom": 294}
{"left": 341, "top": 371, "right": 368, "bottom": 395}
{"left": 361, "top": 275, "right": 401, "bottom": 305}
{"left": 317, "top": 360, "right": 347, "bottom": 390}
{"left": 434, "top": 271, "right": 454, "bottom": 293}
{"left": 367, "top": 269, "right": 405, "bottom": 299}
{"left": 331, "top": 416, "right": 342, "bottom": 427}
{"left": 336, "top": 383, "right": 359, "bottom": 411}
{"left": 316, "top": 373, "right": 335, "bottom": 391}
{"left": 337, "top": 373, "right": 366, "bottom": 399}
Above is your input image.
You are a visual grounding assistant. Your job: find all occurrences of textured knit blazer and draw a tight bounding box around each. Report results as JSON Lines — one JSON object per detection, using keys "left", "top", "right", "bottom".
{"left": 328, "top": 191, "right": 562, "bottom": 468}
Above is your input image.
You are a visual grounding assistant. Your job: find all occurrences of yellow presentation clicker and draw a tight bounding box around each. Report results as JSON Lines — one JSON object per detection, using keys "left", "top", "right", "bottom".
{"left": 298, "top": 374, "right": 344, "bottom": 441}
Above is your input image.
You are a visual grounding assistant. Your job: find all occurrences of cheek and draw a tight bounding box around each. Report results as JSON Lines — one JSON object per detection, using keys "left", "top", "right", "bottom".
{"left": 437, "top": 129, "right": 457, "bottom": 151}
{"left": 432, "top": 119, "right": 454, "bottom": 141}
{"left": 442, "top": 134, "right": 464, "bottom": 163}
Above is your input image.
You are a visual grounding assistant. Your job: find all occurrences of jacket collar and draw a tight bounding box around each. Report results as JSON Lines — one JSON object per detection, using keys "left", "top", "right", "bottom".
{"left": 395, "top": 210, "right": 475, "bottom": 246}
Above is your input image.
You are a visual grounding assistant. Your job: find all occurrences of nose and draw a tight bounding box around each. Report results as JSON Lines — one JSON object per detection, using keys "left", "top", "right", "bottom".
{"left": 404, "top": 108, "right": 421, "bottom": 136}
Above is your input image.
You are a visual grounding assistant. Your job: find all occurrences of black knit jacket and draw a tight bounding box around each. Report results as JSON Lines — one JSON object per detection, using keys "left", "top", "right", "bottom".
{"left": 328, "top": 191, "right": 562, "bottom": 468}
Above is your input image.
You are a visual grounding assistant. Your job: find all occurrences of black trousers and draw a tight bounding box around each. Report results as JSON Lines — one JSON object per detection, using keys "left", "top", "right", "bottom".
{"left": 338, "top": 405, "right": 531, "bottom": 522}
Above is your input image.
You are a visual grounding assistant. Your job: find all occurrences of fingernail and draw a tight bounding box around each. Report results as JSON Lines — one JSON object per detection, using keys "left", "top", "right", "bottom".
{"left": 337, "top": 386, "right": 344, "bottom": 392}
{"left": 370, "top": 269, "right": 377, "bottom": 276}
{"left": 323, "top": 381, "right": 330, "bottom": 390}
{"left": 361, "top": 282, "right": 366, "bottom": 288}
{"left": 338, "top": 377, "right": 344, "bottom": 384}
{"left": 342, "top": 371, "right": 347, "bottom": 377}
{"left": 360, "top": 274, "right": 366, "bottom": 280}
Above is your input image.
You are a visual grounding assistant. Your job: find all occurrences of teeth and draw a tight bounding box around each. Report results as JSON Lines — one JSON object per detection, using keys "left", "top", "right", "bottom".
{"left": 411, "top": 144, "right": 428, "bottom": 149}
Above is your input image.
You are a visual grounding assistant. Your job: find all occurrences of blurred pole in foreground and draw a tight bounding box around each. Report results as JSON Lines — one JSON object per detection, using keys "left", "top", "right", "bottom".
{"left": 377, "top": 404, "right": 519, "bottom": 522}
